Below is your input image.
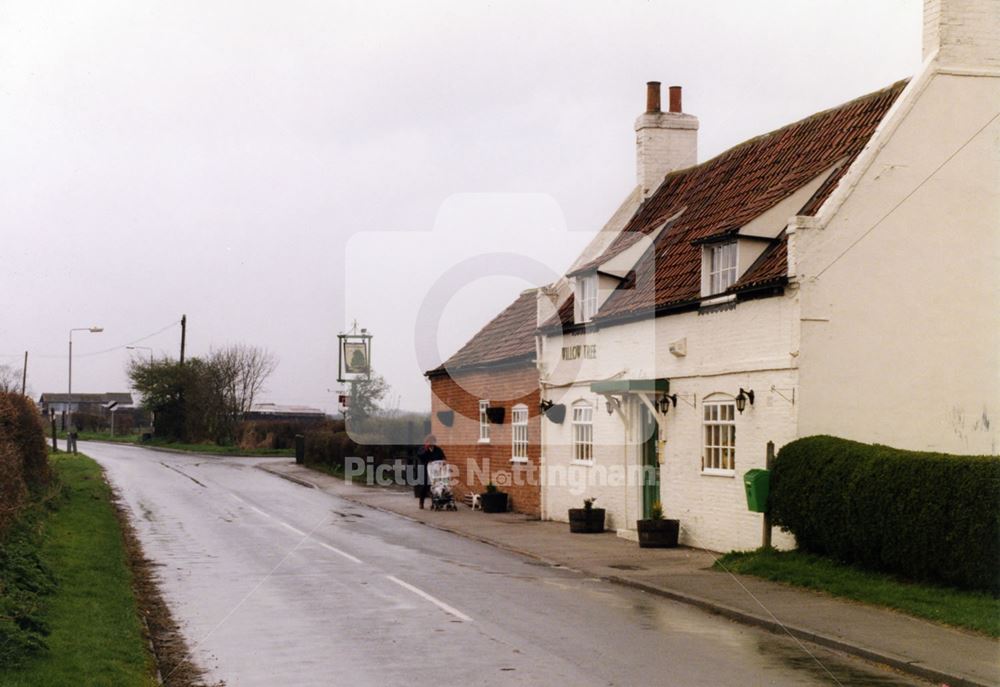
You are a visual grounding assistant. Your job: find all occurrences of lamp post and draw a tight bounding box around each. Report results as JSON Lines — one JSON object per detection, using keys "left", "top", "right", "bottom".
{"left": 126, "top": 345, "right": 153, "bottom": 362}
{"left": 68, "top": 326, "right": 103, "bottom": 431}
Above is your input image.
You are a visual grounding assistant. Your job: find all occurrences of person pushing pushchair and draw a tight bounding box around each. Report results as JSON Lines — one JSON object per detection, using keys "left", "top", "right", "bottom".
{"left": 414, "top": 434, "right": 445, "bottom": 510}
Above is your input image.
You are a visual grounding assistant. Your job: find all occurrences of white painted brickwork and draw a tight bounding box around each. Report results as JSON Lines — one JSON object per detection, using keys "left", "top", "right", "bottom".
{"left": 923, "top": 0, "right": 1000, "bottom": 69}
{"left": 635, "top": 112, "right": 698, "bottom": 197}
{"left": 540, "top": 296, "right": 799, "bottom": 551}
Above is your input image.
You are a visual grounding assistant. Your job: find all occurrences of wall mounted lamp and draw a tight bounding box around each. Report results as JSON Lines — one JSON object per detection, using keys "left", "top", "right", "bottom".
{"left": 655, "top": 393, "right": 677, "bottom": 414}
{"left": 735, "top": 388, "right": 755, "bottom": 414}
{"left": 605, "top": 396, "right": 621, "bottom": 416}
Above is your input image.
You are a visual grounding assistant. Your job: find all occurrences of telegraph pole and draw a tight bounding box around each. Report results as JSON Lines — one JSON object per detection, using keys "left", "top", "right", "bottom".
{"left": 180, "top": 314, "right": 187, "bottom": 365}
{"left": 21, "top": 351, "right": 27, "bottom": 396}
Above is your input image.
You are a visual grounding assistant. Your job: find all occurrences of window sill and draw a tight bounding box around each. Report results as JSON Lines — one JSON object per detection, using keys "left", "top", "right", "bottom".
{"left": 700, "top": 293, "right": 736, "bottom": 307}
{"left": 572, "top": 459, "right": 595, "bottom": 467}
{"left": 510, "top": 457, "right": 529, "bottom": 464}
{"left": 477, "top": 439, "right": 491, "bottom": 445}
{"left": 701, "top": 468, "right": 736, "bottom": 477}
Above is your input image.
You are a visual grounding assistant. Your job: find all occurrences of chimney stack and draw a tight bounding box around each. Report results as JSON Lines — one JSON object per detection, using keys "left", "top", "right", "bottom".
{"left": 922, "top": 0, "right": 1000, "bottom": 69}
{"left": 635, "top": 81, "right": 698, "bottom": 198}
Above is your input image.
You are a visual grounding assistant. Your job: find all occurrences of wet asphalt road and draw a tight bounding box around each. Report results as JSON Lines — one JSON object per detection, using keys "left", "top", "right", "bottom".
{"left": 84, "top": 442, "right": 927, "bottom": 687}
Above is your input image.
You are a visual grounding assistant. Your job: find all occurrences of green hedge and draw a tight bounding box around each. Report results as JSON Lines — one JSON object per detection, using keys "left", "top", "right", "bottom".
{"left": 0, "top": 393, "right": 51, "bottom": 533}
{"left": 770, "top": 436, "right": 1000, "bottom": 594}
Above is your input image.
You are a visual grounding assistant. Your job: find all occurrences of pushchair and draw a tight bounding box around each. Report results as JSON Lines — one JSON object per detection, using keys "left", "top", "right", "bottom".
{"left": 427, "top": 460, "right": 457, "bottom": 511}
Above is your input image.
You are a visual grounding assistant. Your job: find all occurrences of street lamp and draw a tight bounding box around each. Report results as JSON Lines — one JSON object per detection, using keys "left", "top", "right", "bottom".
{"left": 68, "top": 326, "right": 103, "bottom": 424}
{"left": 126, "top": 345, "right": 153, "bottom": 362}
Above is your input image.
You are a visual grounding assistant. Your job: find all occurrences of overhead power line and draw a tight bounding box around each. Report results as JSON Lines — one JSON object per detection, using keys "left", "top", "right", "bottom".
{"left": 0, "top": 320, "right": 182, "bottom": 360}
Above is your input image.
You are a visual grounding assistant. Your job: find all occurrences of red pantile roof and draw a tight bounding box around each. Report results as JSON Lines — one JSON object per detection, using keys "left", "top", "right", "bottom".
{"left": 426, "top": 289, "right": 538, "bottom": 375}
{"left": 556, "top": 79, "right": 908, "bottom": 326}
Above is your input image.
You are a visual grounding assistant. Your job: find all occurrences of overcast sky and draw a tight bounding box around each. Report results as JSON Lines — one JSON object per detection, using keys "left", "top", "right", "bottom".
{"left": 0, "top": 0, "right": 922, "bottom": 413}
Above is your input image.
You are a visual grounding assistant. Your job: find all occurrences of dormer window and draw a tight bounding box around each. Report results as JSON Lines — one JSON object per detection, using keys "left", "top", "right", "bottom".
{"left": 706, "top": 241, "right": 737, "bottom": 295}
{"left": 577, "top": 274, "right": 598, "bottom": 323}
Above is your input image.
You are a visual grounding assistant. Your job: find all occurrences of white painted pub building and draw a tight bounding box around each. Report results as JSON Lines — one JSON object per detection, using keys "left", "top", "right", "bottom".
{"left": 428, "top": 0, "right": 998, "bottom": 552}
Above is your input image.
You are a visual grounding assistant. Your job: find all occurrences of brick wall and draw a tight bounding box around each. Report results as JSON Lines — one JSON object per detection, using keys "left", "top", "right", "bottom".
{"left": 429, "top": 364, "right": 541, "bottom": 516}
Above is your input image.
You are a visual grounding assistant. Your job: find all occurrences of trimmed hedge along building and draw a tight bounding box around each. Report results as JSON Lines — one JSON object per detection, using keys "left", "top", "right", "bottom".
{"left": 771, "top": 437, "right": 1000, "bottom": 593}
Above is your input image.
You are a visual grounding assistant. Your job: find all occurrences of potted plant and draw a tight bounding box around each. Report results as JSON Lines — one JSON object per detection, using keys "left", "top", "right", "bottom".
{"left": 480, "top": 482, "right": 509, "bottom": 513}
{"left": 568, "top": 497, "right": 606, "bottom": 533}
{"left": 637, "top": 501, "right": 679, "bottom": 548}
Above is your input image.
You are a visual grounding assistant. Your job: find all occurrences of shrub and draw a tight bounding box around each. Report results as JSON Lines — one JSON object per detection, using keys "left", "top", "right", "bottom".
{"left": 236, "top": 420, "right": 319, "bottom": 450}
{"left": 303, "top": 427, "right": 412, "bottom": 471}
{"left": 0, "top": 393, "right": 50, "bottom": 532}
{"left": 770, "top": 436, "right": 1000, "bottom": 593}
{"left": 71, "top": 412, "right": 105, "bottom": 432}
{"left": 0, "top": 512, "right": 56, "bottom": 668}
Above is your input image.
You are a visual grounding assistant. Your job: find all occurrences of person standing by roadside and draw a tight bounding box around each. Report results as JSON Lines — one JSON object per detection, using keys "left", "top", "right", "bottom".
{"left": 414, "top": 434, "right": 445, "bottom": 509}
{"left": 68, "top": 426, "right": 79, "bottom": 454}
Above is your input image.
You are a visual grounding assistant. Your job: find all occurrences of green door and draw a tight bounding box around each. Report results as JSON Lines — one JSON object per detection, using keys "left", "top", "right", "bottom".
{"left": 640, "top": 404, "right": 660, "bottom": 519}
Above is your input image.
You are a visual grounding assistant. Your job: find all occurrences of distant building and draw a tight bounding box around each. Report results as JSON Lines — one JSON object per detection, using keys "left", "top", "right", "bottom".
{"left": 38, "top": 392, "right": 134, "bottom": 416}
{"left": 244, "top": 403, "right": 326, "bottom": 423}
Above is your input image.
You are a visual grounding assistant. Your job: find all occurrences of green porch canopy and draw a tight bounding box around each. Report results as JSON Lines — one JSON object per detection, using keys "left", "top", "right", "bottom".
{"left": 590, "top": 378, "right": 669, "bottom": 394}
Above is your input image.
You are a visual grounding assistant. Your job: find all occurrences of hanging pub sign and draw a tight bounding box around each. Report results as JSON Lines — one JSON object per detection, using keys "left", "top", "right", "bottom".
{"left": 337, "top": 324, "right": 373, "bottom": 383}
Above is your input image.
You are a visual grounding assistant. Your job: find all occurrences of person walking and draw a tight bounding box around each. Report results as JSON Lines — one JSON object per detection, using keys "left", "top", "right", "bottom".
{"left": 414, "top": 434, "right": 445, "bottom": 509}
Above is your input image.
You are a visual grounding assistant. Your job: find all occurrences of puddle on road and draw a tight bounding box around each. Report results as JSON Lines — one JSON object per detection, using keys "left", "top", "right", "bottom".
{"left": 755, "top": 635, "right": 923, "bottom": 686}
{"left": 622, "top": 596, "right": 926, "bottom": 686}
{"left": 139, "top": 501, "right": 156, "bottom": 522}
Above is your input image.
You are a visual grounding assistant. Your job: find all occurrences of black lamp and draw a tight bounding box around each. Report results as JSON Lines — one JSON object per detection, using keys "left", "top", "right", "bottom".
{"left": 656, "top": 393, "right": 677, "bottom": 414}
{"left": 735, "top": 388, "right": 755, "bottom": 414}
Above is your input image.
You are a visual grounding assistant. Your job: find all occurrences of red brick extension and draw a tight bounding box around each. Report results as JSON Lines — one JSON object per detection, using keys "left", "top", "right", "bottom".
{"left": 429, "top": 365, "right": 541, "bottom": 517}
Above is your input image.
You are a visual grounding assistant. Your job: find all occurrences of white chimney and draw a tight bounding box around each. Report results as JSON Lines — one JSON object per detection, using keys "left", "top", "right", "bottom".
{"left": 922, "top": 0, "right": 1000, "bottom": 69}
{"left": 635, "top": 82, "right": 698, "bottom": 198}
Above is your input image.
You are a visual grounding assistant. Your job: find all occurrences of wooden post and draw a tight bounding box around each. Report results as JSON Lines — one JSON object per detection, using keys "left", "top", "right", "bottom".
{"left": 50, "top": 413, "right": 58, "bottom": 452}
{"left": 762, "top": 440, "right": 774, "bottom": 550}
{"left": 21, "top": 351, "right": 27, "bottom": 396}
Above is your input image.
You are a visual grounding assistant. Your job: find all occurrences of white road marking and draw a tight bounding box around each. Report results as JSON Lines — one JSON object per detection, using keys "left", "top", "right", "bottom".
{"left": 232, "top": 493, "right": 363, "bottom": 564}
{"left": 317, "top": 541, "right": 363, "bottom": 565}
{"left": 385, "top": 575, "right": 472, "bottom": 622}
{"left": 280, "top": 521, "right": 306, "bottom": 536}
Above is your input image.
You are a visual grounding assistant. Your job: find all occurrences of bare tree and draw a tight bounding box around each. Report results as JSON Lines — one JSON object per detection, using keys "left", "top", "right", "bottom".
{"left": 210, "top": 344, "right": 278, "bottom": 417}
{"left": 0, "top": 364, "right": 24, "bottom": 394}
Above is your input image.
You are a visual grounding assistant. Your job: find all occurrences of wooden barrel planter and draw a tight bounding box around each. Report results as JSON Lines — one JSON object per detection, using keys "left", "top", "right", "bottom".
{"left": 480, "top": 491, "right": 509, "bottom": 513}
{"left": 568, "top": 507, "right": 606, "bottom": 533}
{"left": 636, "top": 519, "right": 679, "bottom": 548}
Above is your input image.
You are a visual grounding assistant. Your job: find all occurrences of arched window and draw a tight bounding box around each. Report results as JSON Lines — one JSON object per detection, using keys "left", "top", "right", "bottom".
{"left": 703, "top": 397, "right": 736, "bottom": 474}
{"left": 572, "top": 401, "right": 594, "bottom": 463}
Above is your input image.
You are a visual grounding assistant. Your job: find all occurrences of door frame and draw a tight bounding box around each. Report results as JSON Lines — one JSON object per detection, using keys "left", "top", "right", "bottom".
{"left": 639, "top": 403, "right": 659, "bottom": 519}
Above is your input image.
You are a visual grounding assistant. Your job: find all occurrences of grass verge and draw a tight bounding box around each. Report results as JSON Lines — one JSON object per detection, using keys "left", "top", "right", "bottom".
{"left": 0, "top": 453, "right": 157, "bottom": 686}
{"left": 715, "top": 549, "right": 1000, "bottom": 637}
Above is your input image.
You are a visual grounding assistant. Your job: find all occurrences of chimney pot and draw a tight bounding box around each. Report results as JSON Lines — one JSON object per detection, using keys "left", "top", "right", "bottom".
{"left": 668, "top": 86, "right": 682, "bottom": 113}
{"left": 645, "top": 81, "right": 661, "bottom": 113}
